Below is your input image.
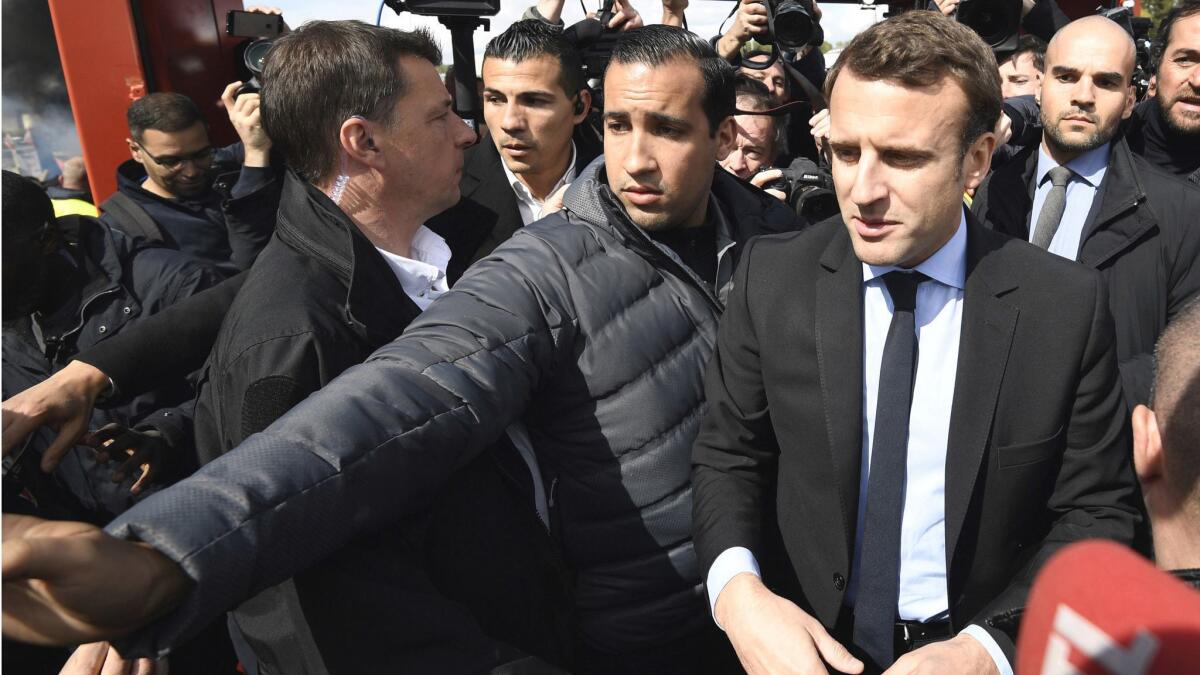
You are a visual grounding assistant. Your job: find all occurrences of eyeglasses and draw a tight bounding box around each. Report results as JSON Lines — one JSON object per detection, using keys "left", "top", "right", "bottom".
{"left": 136, "top": 144, "right": 216, "bottom": 171}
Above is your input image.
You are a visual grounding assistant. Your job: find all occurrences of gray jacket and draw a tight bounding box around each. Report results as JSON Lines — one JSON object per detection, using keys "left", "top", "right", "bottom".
{"left": 109, "top": 159, "right": 803, "bottom": 658}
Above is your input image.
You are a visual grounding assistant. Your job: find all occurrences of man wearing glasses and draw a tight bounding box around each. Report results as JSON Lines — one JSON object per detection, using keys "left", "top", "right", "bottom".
{"left": 101, "top": 84, "right": 281, "bottom": 275}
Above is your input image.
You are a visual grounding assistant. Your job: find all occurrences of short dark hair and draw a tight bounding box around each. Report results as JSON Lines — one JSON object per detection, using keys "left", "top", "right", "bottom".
{"left": 2, "top": 170, "right": 54, "bottom": 240}
{"left": 127, "top": 93, "right": 204, "bottom": 142}
{"left": 483, "top": 19, "right": 585, "bottom": 97}
{"left": 260, "top": 21, "right": 441, "bottom": 183}
{"left": 1152, "top": 297, "right": 1200, "bottom": 507}
{"left": 1004, "top": 34, "right": 1046, "bottom": 73}
{"left": 1154, "top": 0, "right": 1200, "bottom": 73}
{"left": 610, "top": 25, "right": 736, "bottom": 136}
{"left": 734, "top": 73, "right": 773, "bottom": 110}
{"left": 824, "top": 10, "right": 1002, "bottom": 155}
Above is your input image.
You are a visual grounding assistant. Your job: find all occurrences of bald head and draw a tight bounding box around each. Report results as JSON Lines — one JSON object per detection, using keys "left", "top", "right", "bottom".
{"left": 1038, "top": 16, "right": 1137, "bottom": 163}
{"left": 1046, "top": 16, "right": 1136, "bottom": 80}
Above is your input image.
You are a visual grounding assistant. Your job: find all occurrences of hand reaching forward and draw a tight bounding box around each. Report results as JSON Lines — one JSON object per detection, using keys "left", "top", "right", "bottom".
{"left": 3, "top": 514, "right": 190, "bottom": 646}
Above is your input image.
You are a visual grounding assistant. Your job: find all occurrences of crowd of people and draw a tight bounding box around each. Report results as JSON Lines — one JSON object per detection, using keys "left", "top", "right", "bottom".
{"left": 2, "top": 0, "right": 1199, "bottom": 673}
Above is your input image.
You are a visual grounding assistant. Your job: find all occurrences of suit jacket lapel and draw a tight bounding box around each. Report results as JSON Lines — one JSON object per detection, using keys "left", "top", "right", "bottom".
{"left": 944, "top": 218, "right": 1019, "bottom": 573}
{"left": 815, "top": 228, "right": 865, "bottom": 558}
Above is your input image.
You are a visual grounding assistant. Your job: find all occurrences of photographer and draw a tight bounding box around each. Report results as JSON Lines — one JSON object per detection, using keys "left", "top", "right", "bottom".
{"left": 100, "top": 83, "right": 281, "bottom": 276}
{"left": 719, "top": 75, "right": 784, "bottom": 185}
{"left": 713, "top": 0, "right": 826, "bottom": 165}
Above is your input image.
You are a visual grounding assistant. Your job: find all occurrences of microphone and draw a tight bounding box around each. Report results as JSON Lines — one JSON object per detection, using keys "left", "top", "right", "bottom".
{"left": 1016, "top": 540, "right": 1200, "bottom": 675}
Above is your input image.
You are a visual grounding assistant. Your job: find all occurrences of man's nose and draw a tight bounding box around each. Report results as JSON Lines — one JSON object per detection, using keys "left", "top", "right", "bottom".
{"left": 623, "top": 131, "right": 658, "bottom": 177}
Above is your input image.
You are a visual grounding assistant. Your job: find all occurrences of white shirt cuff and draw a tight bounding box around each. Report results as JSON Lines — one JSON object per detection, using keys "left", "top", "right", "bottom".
{"left": 705, "top": 546, "right": 761, "bottom": 630}
{"left": 960, "top": 624, "right": 1014, "bottom": 675}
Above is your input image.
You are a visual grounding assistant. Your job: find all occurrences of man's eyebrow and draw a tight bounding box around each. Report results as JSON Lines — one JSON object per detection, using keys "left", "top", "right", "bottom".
{"left": 1049, "top": 65, "right": 1081, "bottom": 77}
{"left": 603, "top": 110, "right": 629, "bottom": 121}
{"left": 646, "top": 112, "right": 691, "bottom": 128}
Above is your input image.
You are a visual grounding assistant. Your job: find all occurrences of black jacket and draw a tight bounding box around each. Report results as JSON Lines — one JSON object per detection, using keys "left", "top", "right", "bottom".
{"left": 108, "top": 160, "right": 804, "bottom": 663}
{"left": 972, "top": 136, "right": 1200, "bottom": 405}
{"left": 427, "top": 128, "right": 601, "bottom": 283}
{"left": 2, "top": 217, "right": 220, "bottom": 517}
{"left": 101, "top": 145, "right": 281, "bottom": 273}
{"left": 693, "top": 214, "right": 1140, "bottom": 670}
{"left": 193, "top": 172, "right": 568, "bottom": 673}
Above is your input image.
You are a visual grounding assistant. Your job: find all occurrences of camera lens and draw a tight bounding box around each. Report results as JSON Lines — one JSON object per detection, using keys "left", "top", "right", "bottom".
{"left": 243, "top": 39, "right": 274, "bottom": 77}
{"left": 772, "top": 0, "right": 814, "bottom": 50}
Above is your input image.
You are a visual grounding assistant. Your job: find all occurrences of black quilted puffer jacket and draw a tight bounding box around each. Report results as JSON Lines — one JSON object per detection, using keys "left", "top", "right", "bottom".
{"left": 108, "top": 158, "right": 804, "bottom": 659}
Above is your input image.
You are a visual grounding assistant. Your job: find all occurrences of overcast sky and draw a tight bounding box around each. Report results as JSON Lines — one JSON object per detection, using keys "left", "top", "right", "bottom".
{"left": 263, "top": 1, "right": 888, "bottom": 71}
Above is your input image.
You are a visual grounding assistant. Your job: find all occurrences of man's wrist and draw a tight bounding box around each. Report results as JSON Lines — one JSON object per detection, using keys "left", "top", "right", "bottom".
{"left": 717, "top": 33, "right": 745, "bottom": 61}
{"left": 242, "top": 147, "right": 271, "bottom": 168}
{"left": 714, "top": 572, "right": 764, "bottom": 629}
{"left": 959, "top": 625, "right": 1011, "bottom": 675}
{"left": 65, "top": 360, "right": 113, "bottom": 401}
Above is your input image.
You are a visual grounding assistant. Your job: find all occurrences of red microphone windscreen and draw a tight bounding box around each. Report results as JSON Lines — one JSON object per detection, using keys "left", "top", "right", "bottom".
{"left": 1016, "top": 540, "right": 1200, "bottom": 675}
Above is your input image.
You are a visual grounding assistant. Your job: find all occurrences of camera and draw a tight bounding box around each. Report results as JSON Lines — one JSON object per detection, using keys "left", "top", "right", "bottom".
{"left": 762, "top": 0, "right": 824, "bottom": 52}
{"left": 226, "top": 10, "right": 287, "bottom": 96}
{"left": 756, "top": 158, "right": 839, "bottom": 222}
{"left": 1101, "top": 6, "right": 1154, "bottom": 100}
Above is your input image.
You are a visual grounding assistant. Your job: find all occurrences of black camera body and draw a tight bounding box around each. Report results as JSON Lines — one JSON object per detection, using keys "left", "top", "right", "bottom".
{"left": 1101, "top": 6, "right": 1154, "bottom": 100}
{"left": 762, "top": 0, "right": 823, "bottom": 51}
{"left": 226, "top": 10, "right": 287, "bottom": 96}
{"left": 756, "top": 158, "right": 839, "bottom": 222}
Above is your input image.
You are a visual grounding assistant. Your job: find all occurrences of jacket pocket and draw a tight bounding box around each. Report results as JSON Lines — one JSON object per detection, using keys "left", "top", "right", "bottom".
{"left": 994, "top": 425, "right": 1065, "bottom": 469}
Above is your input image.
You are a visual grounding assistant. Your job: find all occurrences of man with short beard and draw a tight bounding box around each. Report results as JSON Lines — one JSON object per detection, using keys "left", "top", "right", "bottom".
{"left": 1125, "top": 0, "right": 1200, "bottom": 183}
{"left": 972, "top": 16, "right": 1200, "bottom": 406}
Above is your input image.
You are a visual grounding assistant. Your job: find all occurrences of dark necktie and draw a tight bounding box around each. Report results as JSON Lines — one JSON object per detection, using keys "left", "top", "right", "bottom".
{"left": 852, "top": 270, "right": 927, "bottom": 669}
{"left": 1031, "top": 166, "right": 1073, "bottom": 250}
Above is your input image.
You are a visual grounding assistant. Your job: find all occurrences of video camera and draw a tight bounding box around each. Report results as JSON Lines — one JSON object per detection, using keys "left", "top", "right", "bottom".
{"left": 1101, "top": 5, "right": 1154, "bottom": 100}
{"left": 757, "top": 157, "right": 839, "bottom": 222}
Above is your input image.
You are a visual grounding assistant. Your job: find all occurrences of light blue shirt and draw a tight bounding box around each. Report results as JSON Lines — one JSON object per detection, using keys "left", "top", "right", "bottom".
{"left": 1030, "top": 143, "right": 1110, "bottom": 260}
{"left": 707, "top": 211, "right": 1012, "bottom": 674}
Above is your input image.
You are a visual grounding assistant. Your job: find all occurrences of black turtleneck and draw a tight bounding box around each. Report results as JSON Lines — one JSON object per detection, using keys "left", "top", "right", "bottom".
{"left": 1125, "top": 99, "right": 1200, "bottom": 181}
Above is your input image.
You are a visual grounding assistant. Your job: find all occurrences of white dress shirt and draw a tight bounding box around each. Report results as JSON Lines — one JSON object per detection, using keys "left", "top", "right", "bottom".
{"left": 706, "top": 211, "right": 1012, "bottom": 674}
{"left": 500, "top": 141, "right": 577, "bottom": 226}
{"left": 375, "top": 226, "right": 452, "bottom": 311}
{"left": 1029, "top": 143, "right": 1109, "bottom": 261}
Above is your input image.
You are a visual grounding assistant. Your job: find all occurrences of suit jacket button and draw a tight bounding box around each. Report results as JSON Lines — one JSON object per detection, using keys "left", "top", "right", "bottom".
{"left": 833, "top": 573, "right": 846, "bottom": 591}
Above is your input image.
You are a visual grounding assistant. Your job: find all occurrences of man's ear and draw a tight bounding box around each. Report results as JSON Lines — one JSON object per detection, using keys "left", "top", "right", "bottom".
{"left": 1122, "top": 83, "right": 1136, "bottom": 120}
{"left": 339, "top": 117, "right": 381, "bottom": 168}
{"left": 715, "top": 116, "right": 737, "bottom": 161}
{"left": 127, "top": 138, "right": 143, "bottom": 163}
{"left": 1132, "top": 404, "right": 1164, "bottom": 486}
{"left": 573, "top": 89, "right": 594, "bottom": 124}
{"left": 962, "top": 131, "right": 997, "bottom": 193}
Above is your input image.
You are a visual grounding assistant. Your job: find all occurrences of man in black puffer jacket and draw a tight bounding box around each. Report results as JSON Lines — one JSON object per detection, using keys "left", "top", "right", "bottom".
{"left": 6, "top": 26, "right": 804, "bottom": 675}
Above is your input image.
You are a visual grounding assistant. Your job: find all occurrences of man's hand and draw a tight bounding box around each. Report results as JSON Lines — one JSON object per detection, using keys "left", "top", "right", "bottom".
{"left": 82, "top": 424, "right": 177, "bottom": 495}
{"left": 718, "top": 0, "right": 770, "bottom": 60}
{"left": 597, "top": 0, "right": 644, "bottom": 31}
{"left": 661, "top": 0, "right": 688, "bottom": 27}
{"left": 809, "top": 108, "right": 831, "bottom": 145}
{"left": 2, "top": 360, "right": 109, "bottom": 473}
{"left": 539, "top": 184, "right": 570, "bottom": 219}
{"left": 932, "top": 0, "right": 960, "bottom": 16}
{"left": 60, "top": 641, "right": 163, "bottom": 675}
{"left": 221, "top": 82, "right": 271, "bottom": 168}
{"left": 750, "top": 169, "right": 788, "bottom": 202}
{"left": 994, "top": 111, "right": 1014, "bottom": 148}
{"left": 882, "top": 633, "right": 1000, "bottom": 675}
{"left": 716, "top": 573, "right": 864, "bottom": 675}
{"left": 2, "top": 514, "right": 191, "bottom": 646}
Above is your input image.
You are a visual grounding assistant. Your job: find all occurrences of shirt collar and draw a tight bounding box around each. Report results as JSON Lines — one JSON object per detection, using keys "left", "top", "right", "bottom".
{"left": 501, "top": 140, "right": 578, "bottom": 204}
{"left": 1036, "top": 142, "right": 1110, "bottom": 188}
{"left": 375, "top": 225, "right": 451, "bottom": 300}
{"left": 862, "top": 209, "right": 967, "bottom": 290}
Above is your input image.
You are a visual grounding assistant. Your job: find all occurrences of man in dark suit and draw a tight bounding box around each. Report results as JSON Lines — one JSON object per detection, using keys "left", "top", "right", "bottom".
{"left": 692, "top": 12, "right": 1142, "bottom": 675}
{"left": 427, "top": 19, "right": 601, "bottom": 283}
{"left": 971, "top": 16, "right": 1200, "bottom": 407}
